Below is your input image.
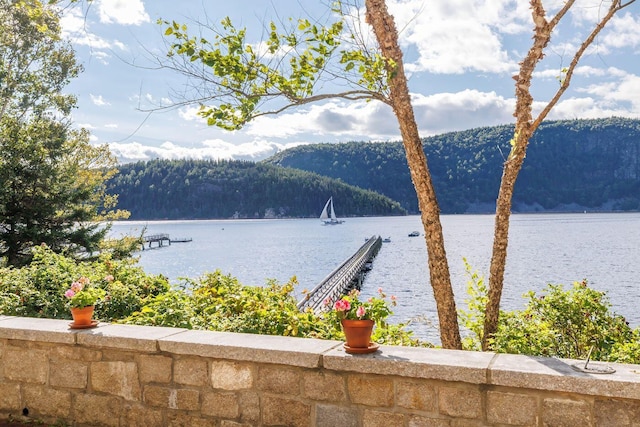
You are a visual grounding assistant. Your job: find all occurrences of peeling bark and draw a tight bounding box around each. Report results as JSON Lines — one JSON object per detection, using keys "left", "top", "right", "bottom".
{"left": 482, "top": 0, "right": 635, "bottom": 351}
{"left": 365, "top": 0, "right": 461, "bottom": 349}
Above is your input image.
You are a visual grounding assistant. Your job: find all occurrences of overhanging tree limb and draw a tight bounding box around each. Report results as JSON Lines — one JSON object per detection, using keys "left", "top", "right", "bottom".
{"left": 156, "top": 0, "right": 462, "bottom": 348}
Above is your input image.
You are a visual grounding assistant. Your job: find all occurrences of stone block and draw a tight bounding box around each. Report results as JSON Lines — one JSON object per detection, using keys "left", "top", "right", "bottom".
{"left": 594, "top": 398, "right": 640, "bottom": 426}
{"left": 438, "top": 386, "right": 482, "bottom": 419}
{"left": 315, "top": 404, "right": 358, "bottom": 427}
{"left": 347, "top": 375, "right": 394, "bottom": 407}
{"left": 408, "top": 415, "right": 452, "bottom": 427}
{"left": 238, "top": 391, "right": 261, "bottom": 423}
{"left": 174, "top": 356, "right": 208, "bottom": 386}
{"left": 73, "top": 394, "right": 121, "bottom": 427}
{"left": 138, "top": 354, "right": 172, "bottom": 384}
{"left": 542, "top": 398, "right": 591, "bottom": 427}
{"left": 324, "top": 346, "right": 493, "bottom": 385}
{"left": 257, "top": 365, "right": 300, "bottom": 394}
{"left": 262, "top": 396, "right": 311, "bottom": 427}
{"left": 0, "top": 383, "right": 20, "bottom": 411}
{"left": 101, "top": 349, "right": 136, "bottom": 362}
{"left": 159, "top": 329, "right": 337, "bottom": 368}
{"left": 202, "top": 391, "right": 240, "bottom": 418}
{"left": 0, "top": 317, "right": 75, "bottom": 344}
{"left": 302, "top": 371, "right": 346, "bottom": 402}
{"left": 166, "top": 411, "right": 213, "bottom": 427}
{"left": 362, "top": 409, "right": 405, "bottom": 427}
{"left": 487, "top": 391, "right": 537, "bottom": 426}
{"left": 3, "top": 347, "right": 48, "bottom": 384}
{"left": 77, "top": 323, "right": 185, "bottom": 352}
{"left": 397, "top": 380, "right": 437, "bottom": 411}
{"left": 91, "top": 361, "right": 141, "bottom": 401}
{"left": 221, "top": 421, "right": 253, "bottom": 427}
{"left": 49, "top": 358, "right": 88, "bottom": 389}
{"left": 122, "top": 403, "right": 164, "bottom": 427}
{"left": 52, "top": 344, "right": 101, "bottom": 362}
{"left": 211, "top": 360, "right": 253, "bottom": 390}
{"left": 143, "top": 385, "right": 200, "bottom": 411}
{"left": 22, "top": 385, "right": 71, "bottom": 419}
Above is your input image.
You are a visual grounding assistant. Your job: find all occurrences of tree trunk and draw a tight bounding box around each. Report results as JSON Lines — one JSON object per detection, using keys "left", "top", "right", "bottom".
{"left": 365, "top": 0, "right": 461, "bottom": 349}
{"left": 480, "top": 0, "right": 629, "bottom": 350}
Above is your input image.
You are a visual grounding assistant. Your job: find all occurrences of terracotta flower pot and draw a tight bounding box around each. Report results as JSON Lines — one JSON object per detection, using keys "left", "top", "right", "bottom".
{"left": 341, "top": 319, "right": 374, "bottom": 348}
{"left": 70, "top": 305, "right": 95, "bottom": 326}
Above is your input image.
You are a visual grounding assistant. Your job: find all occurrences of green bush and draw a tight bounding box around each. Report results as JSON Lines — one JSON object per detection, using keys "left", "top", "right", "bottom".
{"left": 0, "top": 245, "right": 431, "bottom": 348}
{"left": 0, "top": 245, "right": 169, "bottom": 321}
{"left": 123, "top": 270, "right": 425, "bottom": 346}
{"left": 459, "top": 266, "right": 640, "bottom": 363}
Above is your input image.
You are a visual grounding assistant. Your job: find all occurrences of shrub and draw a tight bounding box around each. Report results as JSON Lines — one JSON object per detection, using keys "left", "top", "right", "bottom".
{"left": 0, "top": 245, "right": 169, "bottom": 321}
{"left": 459, "top": 264, "right": 639, "bottom": 363}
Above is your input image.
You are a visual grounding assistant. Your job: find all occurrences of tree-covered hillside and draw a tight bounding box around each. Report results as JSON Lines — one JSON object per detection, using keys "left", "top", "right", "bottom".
{"left": 265, "top": 118, "right": 640, "bottom": 213}
{"left": 107, "top": 159, "right": 406, "bottom": 220}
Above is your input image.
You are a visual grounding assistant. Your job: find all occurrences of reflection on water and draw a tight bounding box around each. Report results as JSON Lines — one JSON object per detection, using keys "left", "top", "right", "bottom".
{"left": 111, "top": 213, "right": 640, "bottom": 343}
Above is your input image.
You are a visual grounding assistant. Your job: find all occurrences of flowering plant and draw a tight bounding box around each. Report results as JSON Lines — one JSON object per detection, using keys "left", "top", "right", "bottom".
{"left": 64, "top": 277, "right": 106, "bottom": 309}
{"left": 328, "top": 288, "right": 396, "bottom": 325}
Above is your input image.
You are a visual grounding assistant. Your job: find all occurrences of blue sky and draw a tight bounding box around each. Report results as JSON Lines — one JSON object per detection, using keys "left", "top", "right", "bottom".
{"left": 60, "top": 0, "right": 640, "bottom": 164}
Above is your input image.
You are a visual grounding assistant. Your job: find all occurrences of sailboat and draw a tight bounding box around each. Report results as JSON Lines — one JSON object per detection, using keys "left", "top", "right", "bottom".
{"left": 319, "top": 197, "right": 345, "bottom": 225}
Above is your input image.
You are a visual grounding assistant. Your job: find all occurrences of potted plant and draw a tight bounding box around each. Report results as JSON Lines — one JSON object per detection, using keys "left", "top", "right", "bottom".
{"left": 328, "top": 288, "right": 396, "bottom": 353}
{"left": 64, "top": 277, "right": 106, "bottom": 328}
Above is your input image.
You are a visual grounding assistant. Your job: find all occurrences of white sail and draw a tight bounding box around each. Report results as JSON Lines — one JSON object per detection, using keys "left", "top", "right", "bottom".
{"left": 319, "top": 198, "right": 331, "bottom": 220}
{"left": 320, "top": 196, "right": 344, "bottom": 225}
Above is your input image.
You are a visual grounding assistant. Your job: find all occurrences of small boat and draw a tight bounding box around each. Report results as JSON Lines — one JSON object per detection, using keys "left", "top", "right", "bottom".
{"left": 408, "top": 231, "right": 420, "bottom": 237}
{"left": 320, "top": 197, "right": 345, "bottom": 225}
{"left": 382, "top": 237, "right": 391, "bottom": 243}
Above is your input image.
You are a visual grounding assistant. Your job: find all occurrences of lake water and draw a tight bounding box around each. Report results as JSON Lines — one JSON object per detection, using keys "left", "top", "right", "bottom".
{"left": 110, "top": 213, "right": 640, "bottom": 343}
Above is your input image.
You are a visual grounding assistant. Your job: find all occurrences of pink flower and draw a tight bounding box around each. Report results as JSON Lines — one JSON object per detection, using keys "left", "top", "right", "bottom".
{"left": 390, "top": 295, "right": 397, "bottom": 302}
{"left": 356, "top": 306, "right": 366, "bottom": 318}
{"left": 334, "top": 299, "right": 351, "bottom": 312}
{"left": 70, "top": 281, "right": 83, "bottom": 292}
{"left": 104, "top": 275, "right": 114, "bottom": 282}
{"left": 64, "top": 289, "right": 76, "bottom": 298}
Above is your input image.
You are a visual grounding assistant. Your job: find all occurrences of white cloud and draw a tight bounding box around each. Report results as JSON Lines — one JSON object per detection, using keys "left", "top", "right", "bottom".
{"left": 411, "top": 90, "right": 514, "bottom": 134}
{"left": 580, "top": 73, "right": 640, "bottom": 111}
{"left": 109, "top": 138, "right": 300, "bottom": 164}
{"left": 601, "top": 12, "right": 640, "bottom": 51}
{"left": 97, "top": 0, "right": 150, "bottom": 26}
{"left": 90, "top": 94, "right": 111, "bottom": 106}
{"left": 390, "top": 0, "right": 523, "bottom": 74}
{"left": 59, "top": 7, "right": 125, "bottom": 53}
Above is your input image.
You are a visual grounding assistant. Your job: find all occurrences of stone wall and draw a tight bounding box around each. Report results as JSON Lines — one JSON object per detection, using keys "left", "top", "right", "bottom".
{"left": 1, "top": 315, "right": 639, "bottom": 426}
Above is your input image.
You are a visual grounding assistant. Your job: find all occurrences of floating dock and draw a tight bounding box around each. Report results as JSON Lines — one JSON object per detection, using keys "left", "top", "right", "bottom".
{"left": 142, "top": 234, "right": 191, "bottom": 250}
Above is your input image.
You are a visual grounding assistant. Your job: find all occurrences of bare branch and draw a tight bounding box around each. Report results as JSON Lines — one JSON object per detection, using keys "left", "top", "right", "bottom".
{"left": 533, "top": 0, "right": 632, "bottom": 128}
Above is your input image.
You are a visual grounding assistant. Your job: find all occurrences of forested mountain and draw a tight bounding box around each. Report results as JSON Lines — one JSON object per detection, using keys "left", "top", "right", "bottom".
{"left": 107, "top": 159, "right": 406, "bottom": 220}
{"left": 265, "top": 117, "right": 640, "bottom": 213}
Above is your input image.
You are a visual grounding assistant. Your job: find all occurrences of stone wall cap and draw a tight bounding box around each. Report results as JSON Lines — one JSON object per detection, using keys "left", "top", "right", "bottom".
{"left": 158, "top": 329, "right": 342, "bottom": 368}
{"left": 0, "top": 316, "right": 77, "bottom": 344}
{"left": 489, "top": 353, "right": 640, "bottom": 400}
{"left": 76, "top": 323, "right": 187, "bottom": 352}
{"left": 323, "top": 345, "right": 493, "bottom": 383}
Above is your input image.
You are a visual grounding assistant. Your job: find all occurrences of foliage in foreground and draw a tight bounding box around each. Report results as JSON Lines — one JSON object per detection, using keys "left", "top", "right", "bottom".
{"left": 2, "top": 247, "right": 638, "bottom": 361}
{"left": 0, "top": 245, "right": 169, "bottom": 321}
{"left": 123, "top": 271, "right": 424, "bottom": 347}
{"left": 459, "top": 261, "right": 640, "bottom": 364}
{"left": 0, "top": 246, "right": 422, "bottom": 346}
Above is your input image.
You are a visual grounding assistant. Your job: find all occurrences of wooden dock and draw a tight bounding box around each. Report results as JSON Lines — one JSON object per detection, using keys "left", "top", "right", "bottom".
{"left": 142, "top": 234, "right": 191, "bottom": 249}
{"left": 297, "top": 235, "right": 382, "bottom": 314}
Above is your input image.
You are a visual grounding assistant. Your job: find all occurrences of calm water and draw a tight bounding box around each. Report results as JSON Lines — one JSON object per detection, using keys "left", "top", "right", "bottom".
{"left": 110, "top": 213, "right": 640, "bottom": 343}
